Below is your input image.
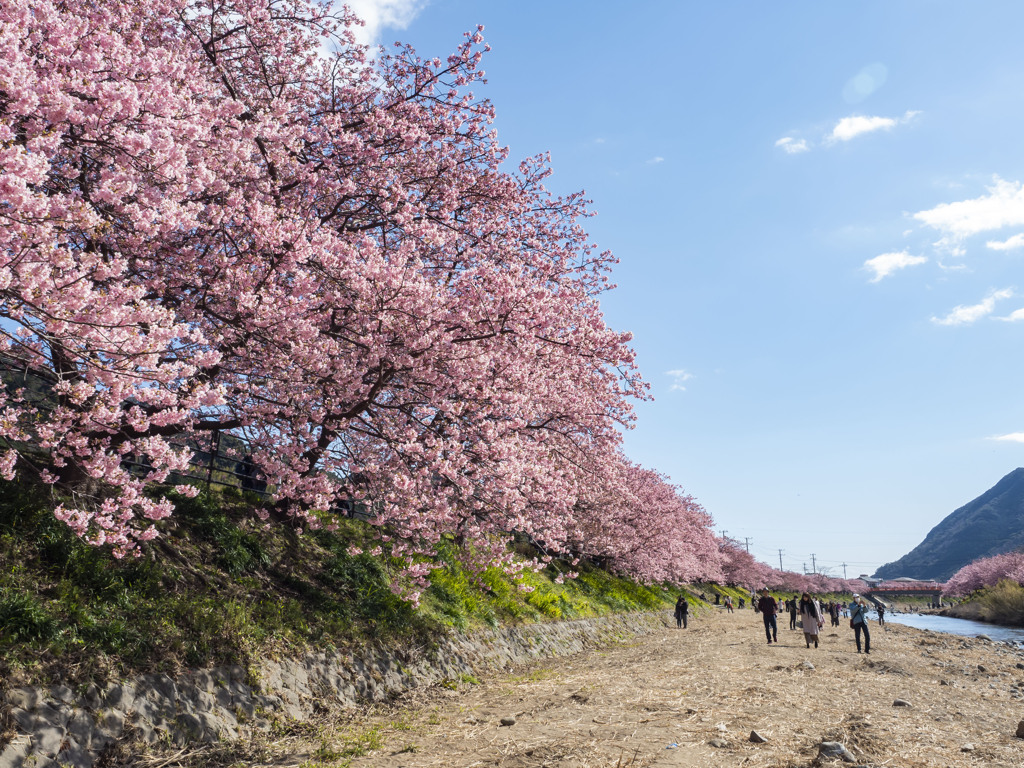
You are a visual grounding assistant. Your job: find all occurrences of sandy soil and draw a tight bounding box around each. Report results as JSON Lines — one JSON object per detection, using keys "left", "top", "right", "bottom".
{"left": 242, "top": 608, "right": 1024, "bottom": 768}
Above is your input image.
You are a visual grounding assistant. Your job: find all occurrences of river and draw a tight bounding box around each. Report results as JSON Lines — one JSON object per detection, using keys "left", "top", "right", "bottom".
{"left": 883, "top": 611, "right": 1024, "bottom": 644}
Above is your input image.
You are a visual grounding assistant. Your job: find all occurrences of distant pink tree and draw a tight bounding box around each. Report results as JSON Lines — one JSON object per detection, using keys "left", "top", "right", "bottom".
{"left": 570, "top": 460, "right": 723, "bottom": 585}
{"left": 717, "top": 539, "right": 774, "bottom": 590}
{"left": 944, "top": 552, "right": 1024, "bottom": 597}
{"left": 763, "top": 571, "right": 862, "bottom": 595}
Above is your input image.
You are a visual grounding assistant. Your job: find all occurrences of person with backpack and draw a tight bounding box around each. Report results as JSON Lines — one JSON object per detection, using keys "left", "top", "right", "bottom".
{"left": 787, "top": 597, "right": 798, "bottom": 630}
{"left": 850, "top": 594, "right": 871, "bottom": 654}
{"left": 674, "top": 595, "right": 689, "bottom": 629}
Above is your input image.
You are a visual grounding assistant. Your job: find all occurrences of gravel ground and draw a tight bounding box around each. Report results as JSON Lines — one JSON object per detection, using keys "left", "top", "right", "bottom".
{"left": 233, "top": 608, "right": 1024, "bottom": 768}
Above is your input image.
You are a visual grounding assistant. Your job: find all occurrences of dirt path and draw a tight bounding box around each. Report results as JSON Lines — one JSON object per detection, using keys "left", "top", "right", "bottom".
{"left": 257, "top": 609, "right": 1024, "bottom": 767}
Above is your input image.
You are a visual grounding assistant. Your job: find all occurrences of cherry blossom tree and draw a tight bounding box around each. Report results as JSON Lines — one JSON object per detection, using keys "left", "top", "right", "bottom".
{"left": 1, "top": 0, "right": 733, "bottom": 597}
{"left": 761, "top": 570, "right": 861, "bottom": 595}
{"left": 944, "top": 552, "right": 1024, "bottom": 597}
{"left": 716, "top": 538, "right": 775, "bottom": 590}
{"left": 562, "top": 458, "right": 722, "bottom": 585}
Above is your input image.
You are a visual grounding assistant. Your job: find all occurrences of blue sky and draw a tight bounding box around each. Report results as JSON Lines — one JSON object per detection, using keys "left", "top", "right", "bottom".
{"left": 356, "top": 1, "right": 1024, "bottom": 578}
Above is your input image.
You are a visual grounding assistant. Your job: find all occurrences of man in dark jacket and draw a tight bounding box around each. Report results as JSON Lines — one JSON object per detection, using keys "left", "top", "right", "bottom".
{"left": 756, "top": 589, "right": 779, "bottom": 644}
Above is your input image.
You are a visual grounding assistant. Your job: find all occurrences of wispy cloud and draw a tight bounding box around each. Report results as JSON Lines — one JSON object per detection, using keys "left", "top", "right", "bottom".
{"left": 914, "top": 177, "right": 1024, "bottom": 239}
{"left": 987, "top": 233, "right": 1024, "bottom": 250}
{"left": 646, "top": 156, "right": 665, "bottom": 165}
{"left": 863, "top": 250, "right": 927, "bottom": 282}
{"left": 830, "top": 110, "right": 919, "bottom": 142}
{"left": 990, "top": 432, "right": 1024, "bottom": 443}
{"left": 997, "top": 307, "right": 1024, "bottom": 322}
{"left": 775, "top": 136, "right": 809, "bottom": 154}
{"left": 346, "top": 0, "right": 429, "bottom": 47}
{"left": 666, "top": 369, "right": 694, "bottom": 392}
{"left": 931, "top": 288, "right": 1013, "bottom": 326}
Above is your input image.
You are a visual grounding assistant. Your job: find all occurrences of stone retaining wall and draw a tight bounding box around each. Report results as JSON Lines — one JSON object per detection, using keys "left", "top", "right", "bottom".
{"left": 0, "top": 610, "right": 672, "bottom": 767}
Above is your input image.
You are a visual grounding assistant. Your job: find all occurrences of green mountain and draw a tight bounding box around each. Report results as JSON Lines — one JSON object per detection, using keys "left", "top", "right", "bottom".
{"left": 873, "top": 468, "right": 1024, "bottom": 581}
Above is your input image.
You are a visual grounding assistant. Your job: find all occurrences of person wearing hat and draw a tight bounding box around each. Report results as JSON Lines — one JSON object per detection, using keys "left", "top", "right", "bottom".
{"left": 849, "top": 594, "right": 871, "bottom": 653}
{"left": 755, "top": 588, "right": 779, "bottom": 644}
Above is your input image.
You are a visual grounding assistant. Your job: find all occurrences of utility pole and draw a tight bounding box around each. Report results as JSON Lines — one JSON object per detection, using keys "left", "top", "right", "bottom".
{"left": 841, "top": 562, "right": 848, "bottom": 579}
{"left": 811, "top": 553, "right": 817, "bottom": 574}
{"left": 743, "top": 537, "right": 752, "bottom": 553}
{"left": 803, "top": 562, "right": 807, "bottom": 574}
{"left": 778, "top": 549, "right": 784, "bottom": 571}
{"left": 719, "top": 530, "right": 728, "bottom": 541}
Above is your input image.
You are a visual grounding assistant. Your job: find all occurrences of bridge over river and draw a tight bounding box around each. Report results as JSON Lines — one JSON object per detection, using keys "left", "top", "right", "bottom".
{"left": 865, "top": 581, "right": 945, "bottom": 608}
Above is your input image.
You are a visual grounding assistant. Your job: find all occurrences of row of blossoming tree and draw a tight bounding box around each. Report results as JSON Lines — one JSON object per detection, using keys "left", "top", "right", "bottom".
{"left": 717, "top": 540, "right": 865, "bottom": 594}
{"left": 0, "top": 0, "right": 858, "bottom": 600}
{"left": 943, "top": 552, "right": 1024, "bottom": 597}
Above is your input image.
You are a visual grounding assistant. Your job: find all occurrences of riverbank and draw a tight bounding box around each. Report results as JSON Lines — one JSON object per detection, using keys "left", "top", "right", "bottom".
{"left": 141, "top": 607, "right": 1024, "bottom": 768}
{"left": 933, "top": 581, "right": 1024, "bottom": 627}
{"left": 885, "top": 611, "right": 1024, "bottom": 644}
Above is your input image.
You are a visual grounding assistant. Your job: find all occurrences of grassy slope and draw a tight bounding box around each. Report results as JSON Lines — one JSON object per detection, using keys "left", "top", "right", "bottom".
{"left": 943, "top": 580, "right": 1024, "bottom": 626}
{"left": 0, "top": 479, "right": 709, "bottom": 688}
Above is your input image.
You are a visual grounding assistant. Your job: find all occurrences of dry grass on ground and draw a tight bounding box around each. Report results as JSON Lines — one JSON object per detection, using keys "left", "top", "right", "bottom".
{"left": 151, "top": 609, "right": 1024, "bottom": 768}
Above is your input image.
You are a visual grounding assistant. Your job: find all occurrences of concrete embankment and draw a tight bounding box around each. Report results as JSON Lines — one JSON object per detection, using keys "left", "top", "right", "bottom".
{"left": 0, "top": 611, "right": 672, "bottom": 767}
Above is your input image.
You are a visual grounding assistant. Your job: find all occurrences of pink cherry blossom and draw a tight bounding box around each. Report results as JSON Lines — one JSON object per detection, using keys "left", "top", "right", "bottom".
{"left": 0, "top": 0, "right": 739, "bottom": 593}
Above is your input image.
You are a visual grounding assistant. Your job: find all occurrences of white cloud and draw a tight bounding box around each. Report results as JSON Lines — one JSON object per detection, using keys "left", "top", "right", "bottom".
{"left": 990, "top": 432, "right": 1024, "bottom": 443}
{"left": 914, "top": 177, "right": 1024, "bottom": 238}
{"left": 775, "top": 136, "right": 809, "bottom": 154}
{"left": 345, "top": 0, "right": 429, "bottom": 47}
{"left": 931, "top": 288, "right": 1013, "bottom": 326}
{"left": 830, "top": 110, "right": 919, "bottom": 142}
{"left": 997, "top": 307, "right": 1024, "bottom": 322}
{"left": 666, "top": 369, "right": 694, "bottom": 392}
{"left": 986, "top": 233, "right": 1024, "bottom": 251}
{"left": 647, "top": 156, "right": 665, "bottom": 165}
{"left": 863, "top": 250, "right": 927, "bottom": 282}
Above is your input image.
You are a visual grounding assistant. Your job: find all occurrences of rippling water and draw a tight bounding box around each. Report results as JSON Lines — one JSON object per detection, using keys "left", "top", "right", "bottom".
{"left": 883, "top": 612, "right": 1024, "bottom": 644}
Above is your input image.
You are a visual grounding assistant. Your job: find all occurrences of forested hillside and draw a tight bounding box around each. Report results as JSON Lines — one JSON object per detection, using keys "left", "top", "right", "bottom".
{"left": 875, "top": 468, "right": 1024, "bottom": 580}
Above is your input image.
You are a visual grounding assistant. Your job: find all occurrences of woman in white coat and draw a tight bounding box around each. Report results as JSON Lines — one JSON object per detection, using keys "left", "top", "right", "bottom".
{"left": 799, "top": 592, "right": 823, "bottom": 648}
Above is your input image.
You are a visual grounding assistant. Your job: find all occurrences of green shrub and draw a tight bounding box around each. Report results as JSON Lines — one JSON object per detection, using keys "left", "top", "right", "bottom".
{"left": 974, "top": 579, "right": 1024, "bottom": 625}
{"left": 0, "top": 591, "right": 60, "bottom": 644}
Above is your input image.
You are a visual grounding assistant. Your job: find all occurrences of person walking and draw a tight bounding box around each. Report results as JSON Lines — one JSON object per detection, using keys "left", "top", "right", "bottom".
{"left": 829, "top": 601, "right": 840, "bottom": 627}
{"left": 877, "top": 602, "right": 886, "bottom": 627}
{"left": 850, "top": 594, "right": 871, "bottom": 654}
{"left": 787, "top": 597, "right": 798, "bottom": 630}
{"left": 756, "top": 588, "right": 779, "bottom": 644}
{"left": 724, "top": 595, "right": 734, "bottom": 614}
{"left": 799, "top": 592, "right": 823, "bottom": 648}
{"left": 674, "top": 595, "right": 689, "bottom": 629}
